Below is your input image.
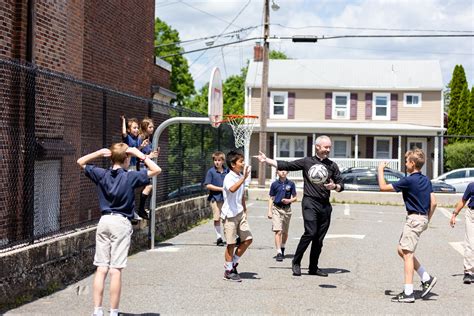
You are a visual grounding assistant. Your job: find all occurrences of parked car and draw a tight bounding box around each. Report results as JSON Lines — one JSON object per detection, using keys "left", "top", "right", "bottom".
{"left": 341, "top": 167, "right": 456, "bottom": 193}
{"left": 432, "top": 168, "right": 474, "bottom": 193}
{"left": 167, "top": 183, "right": 205, "bottom": 200}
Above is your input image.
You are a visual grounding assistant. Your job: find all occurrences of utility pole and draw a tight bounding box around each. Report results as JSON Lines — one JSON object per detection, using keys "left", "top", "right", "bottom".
{"left": 258, "top": 0, "right": 270, "bottom": 187}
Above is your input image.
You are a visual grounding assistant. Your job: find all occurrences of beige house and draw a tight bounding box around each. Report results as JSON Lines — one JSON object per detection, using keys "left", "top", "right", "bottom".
{"left": 244, "top": 59, "right": 446, "bottom": 179}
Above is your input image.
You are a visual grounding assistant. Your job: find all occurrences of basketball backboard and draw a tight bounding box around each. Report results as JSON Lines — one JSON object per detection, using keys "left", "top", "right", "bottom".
{"left": 208, "top": 67, "right": 223, "bottom": 128}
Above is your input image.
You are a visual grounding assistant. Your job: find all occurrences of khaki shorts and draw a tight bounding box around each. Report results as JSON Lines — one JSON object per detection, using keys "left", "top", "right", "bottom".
{"left": 223, "top": 211, "right": 253, "bottom": 244}
{"left": 94, "top": 214, "right": 133, "bottom": 268}
{"left": 210, "top": 200, "right": 223, "bottom": 222}
{"left": 272, "top": 205, "right": 292, "bottom": 233}
{"left": 399, "top": 214, "right": 429, "bottom": 252}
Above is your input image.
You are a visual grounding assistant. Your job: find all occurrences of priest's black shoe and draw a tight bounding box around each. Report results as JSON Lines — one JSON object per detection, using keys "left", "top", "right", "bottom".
{"left": 308, "top": 268, "right": 328, "bottom": 277}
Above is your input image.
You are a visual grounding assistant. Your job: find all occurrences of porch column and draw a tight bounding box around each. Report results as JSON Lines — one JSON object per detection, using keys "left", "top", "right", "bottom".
{"left": 312, "top": 133, "right": 316, "bottom": 156}
{"left": 354, "top": 134, "right": 359, "bottom": 159}
{"left": 398, "top": 135, "right": 402, "bottom": 171}
{"left": 434, "top": 135, "right": 439, "bottom": 177}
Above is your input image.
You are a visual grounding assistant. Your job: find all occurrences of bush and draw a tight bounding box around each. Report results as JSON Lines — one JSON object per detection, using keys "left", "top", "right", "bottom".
{"left": 444, "top": 141, "right": 474, "bottom": 170}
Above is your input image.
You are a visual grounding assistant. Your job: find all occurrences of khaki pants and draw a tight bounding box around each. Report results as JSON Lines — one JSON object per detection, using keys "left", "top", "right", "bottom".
{"left": 399, "top": 214, "right": 428, "bottom": 252}
{"left": 464, "top": 208, "right": 474, "bottom": 274}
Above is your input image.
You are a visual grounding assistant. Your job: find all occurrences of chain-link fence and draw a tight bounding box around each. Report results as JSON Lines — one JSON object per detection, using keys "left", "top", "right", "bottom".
{"left": 0, "top": 58, "right": 235, "bottom": 251}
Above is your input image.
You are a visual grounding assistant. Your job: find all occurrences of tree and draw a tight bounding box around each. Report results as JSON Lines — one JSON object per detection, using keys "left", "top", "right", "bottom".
{"left": 154, "top": 18, "right": 195, "bottom": 106}
{"left": 269, "top": 50, "right": 288, "bottom": 60}
{"left": 447, "top": 65, "right": 468, "bottom": 141}
{"left": 456, "top": 85, "right": 471, "bottom": 140}
{"left": 444, "top": 142, "right": 474, "bottom": 169}
{"left": 469, "top": 87, "right": 474, "bottom": 136}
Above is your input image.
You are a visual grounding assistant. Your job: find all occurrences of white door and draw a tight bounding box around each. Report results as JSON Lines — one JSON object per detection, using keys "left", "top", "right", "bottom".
{"left": 407, "top": 138, "right": 427, "bottom": 174}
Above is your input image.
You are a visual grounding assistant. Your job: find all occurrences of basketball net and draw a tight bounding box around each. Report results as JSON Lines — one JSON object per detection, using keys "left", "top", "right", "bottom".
{"left": 224, "top": 115, "right": 258, "bottom": 151}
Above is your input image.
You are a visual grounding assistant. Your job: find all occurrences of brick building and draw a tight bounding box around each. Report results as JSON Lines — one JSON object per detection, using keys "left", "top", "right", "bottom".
{"left": 0, "top": 1, "right": 173, "bottom": 246}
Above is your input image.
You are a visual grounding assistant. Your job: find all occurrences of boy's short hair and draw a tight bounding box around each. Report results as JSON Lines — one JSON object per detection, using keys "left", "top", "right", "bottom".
{"left": 109, "top": 143, "right": 129, "bottom": 164}
{"left": 127, "top": 117, "right": 139, "bottom": 130}
{"left": 212, "top": 151, "right": 225, "bottom": 161}
{"left": 226, "top": 150, "right": 244, "bottom": 170}
{"left": 405, "top": 148, "right": 425, "bottom": 170}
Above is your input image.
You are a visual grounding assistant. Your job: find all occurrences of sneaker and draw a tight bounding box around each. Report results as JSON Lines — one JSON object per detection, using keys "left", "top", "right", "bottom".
{"left": 276, "top": 253, "right": 284, "bottom": 262}
{"left": 223, "top": 270, "right": 241, "bottom": 282}
{"left": 136, "top": 208, "right": 149, "bottom": 220}
{"left": 292, "top": 261, "right": 301, "bottom": 276}
{"left": 420, "top": 276, "right": 437, "bottom": 298}
{"left": 463, "top": 273, "right": 472, "bottom": 284}
{"left": 391, "top": 291, "right": 415, "bottom": 303}
{"left": 308, "top": 268, "right": 328, "bottom": 277}
{"left": 232, "top": 262, "right": 239, "bottom": 274}
{"left": 216, "top": 238, "right": 225, "bottom": 246}
{"left": 133, "top": 211, "right": 143, "bottom": 220}
{"left": 281, "top": 247, "right": 285, "bottom": 257}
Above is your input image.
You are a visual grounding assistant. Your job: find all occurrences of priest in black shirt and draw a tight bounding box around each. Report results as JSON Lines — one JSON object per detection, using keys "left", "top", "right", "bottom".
{"left": 254, "top": 135, "right": 344, "bottom": 276}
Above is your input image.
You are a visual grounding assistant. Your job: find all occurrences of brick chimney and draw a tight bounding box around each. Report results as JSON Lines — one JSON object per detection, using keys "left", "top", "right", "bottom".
{"left": 253, "top": 42, "right": 263, "bottom": 62}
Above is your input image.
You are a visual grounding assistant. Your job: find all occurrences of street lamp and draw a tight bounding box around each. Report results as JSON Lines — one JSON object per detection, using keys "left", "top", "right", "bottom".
{"left": 258, "top": 0, "right": 278, "bottom": 186}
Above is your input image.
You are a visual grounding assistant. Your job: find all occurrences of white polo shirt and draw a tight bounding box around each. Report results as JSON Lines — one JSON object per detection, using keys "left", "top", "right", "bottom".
{"left": 221, "top": 170, "right": 245, "bottom": 219}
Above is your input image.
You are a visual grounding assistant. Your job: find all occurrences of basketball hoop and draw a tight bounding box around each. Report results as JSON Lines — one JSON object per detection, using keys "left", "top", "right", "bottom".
{"left": 220, "top": 115, "right": 258, "bottom": 149}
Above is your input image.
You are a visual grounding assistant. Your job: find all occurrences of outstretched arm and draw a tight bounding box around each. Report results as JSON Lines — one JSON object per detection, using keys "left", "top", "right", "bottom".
{"left": 126, "top": 147, "right": 161, "bottom": 177}
{"left": 253, "top": 151, "right": 277, "bottom": 168}
{"left": 77, "top": 149, "right": 111, "bottom": 169}
{"left": 121, "top": 115, "right": 127, "bottom": 138}
{"left": 377, "top": 162, "right": 395, "bottom": 192}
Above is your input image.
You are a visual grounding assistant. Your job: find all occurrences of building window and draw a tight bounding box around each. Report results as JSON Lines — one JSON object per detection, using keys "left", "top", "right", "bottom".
{"left": 374, "top": 137, "right": 392, "bottom": 159}
{"left": 270, "top": 91, "right": 288, "bottom": 119}
{"left": 404, "top": 93, "right": 422, "bottom": 107}
{"left": 330, "top": 136, "right": 351, "bottom": 158}
{"left": 278, "top": 136, "right": 307, "bottom": 158}
{"left": 332, "top": 92, "right": 350, "bottom": 119}
{"left": 34, "top": 160, "right": 61, "bottom": 237}
{"left": 372, "top": 93, "right": 390, "bottom": 120}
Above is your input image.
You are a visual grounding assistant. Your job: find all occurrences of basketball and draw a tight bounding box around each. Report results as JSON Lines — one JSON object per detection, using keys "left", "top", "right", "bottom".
{"left": 308, "top": 164, "right": 328, "bottom": 184}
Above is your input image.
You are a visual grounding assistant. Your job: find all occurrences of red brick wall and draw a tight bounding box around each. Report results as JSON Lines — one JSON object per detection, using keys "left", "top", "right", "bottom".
{"left": 0, "top": 0, "right": 28, "bottom": 60}
{"left": 152, "top": 64, "right": 172, "bottom": 90}
{"left": 83, "top": 0, "right": 156, "bottom": 97}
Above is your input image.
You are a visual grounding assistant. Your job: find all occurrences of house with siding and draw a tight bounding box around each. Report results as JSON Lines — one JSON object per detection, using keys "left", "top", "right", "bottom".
{"left": 244, "top": 57, "right": 445, "bottom": 180}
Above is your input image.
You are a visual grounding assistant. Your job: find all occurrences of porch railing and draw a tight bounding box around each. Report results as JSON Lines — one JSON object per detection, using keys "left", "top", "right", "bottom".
{"left": 272, "top": 157, "right": 399, "bottom": 180}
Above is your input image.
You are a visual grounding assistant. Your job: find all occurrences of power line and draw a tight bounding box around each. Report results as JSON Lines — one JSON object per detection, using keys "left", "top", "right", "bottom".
{"left": 273, "top": 23, "right": 474, "bottom": 33}
{"left": 180, "top": 0, "right": 243, "bottom": 30}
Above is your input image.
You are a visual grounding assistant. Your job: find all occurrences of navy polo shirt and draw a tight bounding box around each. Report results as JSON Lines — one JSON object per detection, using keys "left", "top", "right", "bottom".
{"left": 269, "top": 178, "right": 297, "bottom": 205}
{"left": 462, "top": 182, "right": 474, "bottom": 208}
{"left": 123, "top": 134, "right": 142, "bottom": 166}
{"left": 203, "top": 167, "right": 228, "bottom": 202}
{"left": 392, "top": 172, "right": 433, "bottom": 214}
{"left": 85, "top": 165, "right": 149, "bottom": 218}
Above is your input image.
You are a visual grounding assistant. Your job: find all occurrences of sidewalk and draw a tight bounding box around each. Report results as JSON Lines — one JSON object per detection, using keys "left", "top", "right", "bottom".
{"left": 6, "top": 200, "right": 471, "bottom": 315}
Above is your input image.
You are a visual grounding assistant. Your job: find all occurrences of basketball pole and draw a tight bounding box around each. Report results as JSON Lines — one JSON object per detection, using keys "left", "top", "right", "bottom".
{"left": 149, "top": 117, "right": 210, "bottom": 249}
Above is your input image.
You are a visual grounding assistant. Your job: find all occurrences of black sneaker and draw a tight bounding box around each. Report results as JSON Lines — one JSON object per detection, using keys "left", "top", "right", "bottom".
{"left": 223, "top": 270, "right": 241, "bottom": 282}
{"left": 232, "top": 262, "right": 239, "bottom": 274}
{"left": 292, "top": 262, "right": 301, "bottom": 276}
{"left": 463, "top": 273, "right": 472, "bottom": 284}
{"left": 216, "top": 238, "right": 225, "bottom": 246}
{"left": 391, "top": 291, "right": 415, "bottom": 303}
{"left": 136, "top": 208, "right": 149, "bottom": 220}
{"left": 281, "top": 247, "right": 285, "bottom": 257}
{"left": 276, "top": 253, "right": 284, "bottom": 262}
{"left": 420, "top": 276, "right": 437, "bottom": 298}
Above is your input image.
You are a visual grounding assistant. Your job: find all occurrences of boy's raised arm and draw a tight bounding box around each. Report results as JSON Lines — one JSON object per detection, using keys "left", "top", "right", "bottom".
{"left": 377, "top": 162, "right": 395, "bottom": 192}
{"left": 121, "top": 115, "right": 127, "bottom": 138}
{"left": 126, "top": 147, "right": 161, "bottom": 177}
{"left": 77, "top": 149, "right": 111, "bottom": 169}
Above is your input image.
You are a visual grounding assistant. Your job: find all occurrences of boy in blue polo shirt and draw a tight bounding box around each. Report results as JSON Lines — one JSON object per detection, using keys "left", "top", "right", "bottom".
{"left": 450, "top": 181, "right": 474, "bottom": 284}
{"left": 268, "top": 170, "right": 297, "bottom": 261}
{"left": 203, "top": 151, "right": 228, "bottom": 246}
{"left": 378, "top": 148, "right": 437, "bottom": 303}
{"left": 77, "top": 143, "right": 161, "bottom": 316}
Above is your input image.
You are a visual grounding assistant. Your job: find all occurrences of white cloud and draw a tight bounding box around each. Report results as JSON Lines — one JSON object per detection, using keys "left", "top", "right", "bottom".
{"left": 156, "top": 0, "right": 474, "bottom": 90}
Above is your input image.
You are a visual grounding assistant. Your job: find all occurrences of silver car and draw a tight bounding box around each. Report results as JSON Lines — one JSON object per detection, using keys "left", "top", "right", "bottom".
{"left": 433, "top": 168, "right": 474, "bottom": 193}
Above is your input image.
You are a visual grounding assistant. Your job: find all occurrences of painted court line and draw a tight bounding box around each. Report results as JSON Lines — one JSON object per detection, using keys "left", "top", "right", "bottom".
{"left": 149, "top": 247, "right": 180, "bottom": 253}
{"left": 449, "top": 242, "right": 464, "bottom": 256}
{"left": 344, "top": 204, "right": 350, "bottom": 216}
{"left": 439, "top": 207, "right": 461, "bottom": 222}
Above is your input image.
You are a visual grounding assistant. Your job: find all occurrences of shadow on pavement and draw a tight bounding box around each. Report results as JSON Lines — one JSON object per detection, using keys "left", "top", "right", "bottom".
{"left": 322, "top": 268, "right": 351, "bottom": 274}
{"left": 119, "top": 313, "right": 160, "bottom": 316}
{"left": 384, "top": 289, "right": 438, "bottom": 300}
{"left": 319, "top": 284, "right": 337, "bottom": 288}
{"left": 239, "top": 272, "right": 261, "bottom": 280}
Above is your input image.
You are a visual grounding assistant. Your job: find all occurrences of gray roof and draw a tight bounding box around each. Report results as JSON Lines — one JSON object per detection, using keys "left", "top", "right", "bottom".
{"left": 245, "top": 59, "right": 443, "bottom": 91}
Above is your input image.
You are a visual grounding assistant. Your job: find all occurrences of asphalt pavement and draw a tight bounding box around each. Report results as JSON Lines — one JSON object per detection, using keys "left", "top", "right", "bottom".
{"left": 6, "top": 200, "right": 473, "bottom": 315}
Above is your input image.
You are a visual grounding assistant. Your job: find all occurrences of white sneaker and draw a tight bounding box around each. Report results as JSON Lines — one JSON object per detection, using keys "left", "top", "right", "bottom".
{"left": 133, "top": 211, "right": 142, "bottom": 220}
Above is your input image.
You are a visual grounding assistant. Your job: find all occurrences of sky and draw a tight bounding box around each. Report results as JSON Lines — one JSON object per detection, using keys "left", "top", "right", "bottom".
{"left": 155, "top": 0, "right": 474, "bottom": 91}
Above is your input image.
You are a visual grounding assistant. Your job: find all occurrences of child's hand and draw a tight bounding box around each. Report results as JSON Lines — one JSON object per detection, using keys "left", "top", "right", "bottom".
{"left": 141, "top": 139, "right": 150, "bottom": 147}
{"left": 281, "top": 198, "right": 290, "bottom": 205}
{"left": 101, "top": 149, "right": 112, "bottom": 157}
{"left": 148, "top": 149, "right": 159, "bottom": 159}
{"left": 378, "top": 161, "right": 389, "bottom": 170}
{"left": 253, "top": 151, "right": 267, "bottom": 163}
{"left": 244, "top": 165, "right": 251, "bottom": 179}
{"left": 267, "top": 211, "right": 272, "bottom": 219}
{"left": 120, "top": 115, "right": 125, "bottom": 121}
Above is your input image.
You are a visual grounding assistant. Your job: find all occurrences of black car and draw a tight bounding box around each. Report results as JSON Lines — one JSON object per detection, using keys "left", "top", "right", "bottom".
{"left": 341, "top": 167, "right": 456, "bottom": 193}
